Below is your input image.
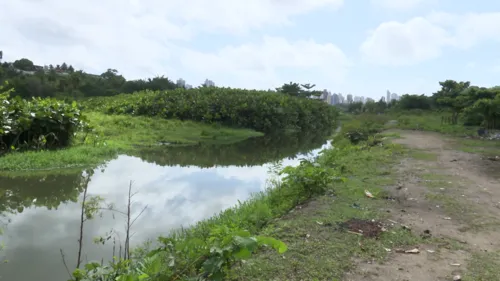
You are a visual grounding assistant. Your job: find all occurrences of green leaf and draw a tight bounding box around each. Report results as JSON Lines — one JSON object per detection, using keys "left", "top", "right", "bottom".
{"left": 256, "top": 236, "right": 288, "bottom": 254}
{"left": 84, "top": 261, "right": 101, "bottom": 271}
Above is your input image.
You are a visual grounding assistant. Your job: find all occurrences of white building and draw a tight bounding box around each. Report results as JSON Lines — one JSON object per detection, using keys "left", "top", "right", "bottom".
{"left": 203, "top": 79, "right": 215, "bottom": 87}
{"left": 332, "top": 93, "right": 340, "bottom": 104}
{"left": 347, "top": 94, "right": 353, "bottom": 104}
{"left": 176, "top": 78, "right": 186, "bottom": 88}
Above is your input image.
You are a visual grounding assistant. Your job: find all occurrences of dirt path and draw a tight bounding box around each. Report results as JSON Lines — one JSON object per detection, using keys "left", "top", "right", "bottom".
{"left": 348, "top": 130, "right": 500, "bottom": 281}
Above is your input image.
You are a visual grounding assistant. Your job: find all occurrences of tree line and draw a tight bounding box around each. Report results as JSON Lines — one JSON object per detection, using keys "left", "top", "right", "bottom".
{"left": 346, "top": 80, "right": 500, "bottom": 129}
{"left": 0, "top": 54, "right": 180, "bottom": 99}
{"left": 0, "top": 52, "right": 323, "bottom": 100}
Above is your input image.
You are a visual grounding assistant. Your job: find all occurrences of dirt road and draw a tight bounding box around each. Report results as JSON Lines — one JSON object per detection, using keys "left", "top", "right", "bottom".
{"left": 349, "top": 130, "right": 500, "bottom": 281}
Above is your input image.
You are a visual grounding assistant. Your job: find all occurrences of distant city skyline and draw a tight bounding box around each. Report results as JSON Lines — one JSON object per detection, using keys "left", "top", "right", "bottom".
{"left": 314, "top": 89, "right": 400, "bottom": 106}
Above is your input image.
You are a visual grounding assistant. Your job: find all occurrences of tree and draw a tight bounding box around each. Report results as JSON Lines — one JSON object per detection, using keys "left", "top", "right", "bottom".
{"left": 301, "top": 83, "right": 316, "bottom": 90}
{"left": 12, "top": 58, "right": 34, "bottom": 71}
{"left": 0, "top": 50, "right": 3, "bottom": 61}
{"left": 463, "top": 95, "right": 500, "bottom": 129}
{"left": 398, "top": 94, "right": 431, "bottom": 110}
{"left": 276, "top": 82, "right": 320, "bottom": 98}
{"left": 433, "top": 80, "right": 471, "bottom": 124}
{"left": 276, "top": 82, "right": 302, "bottom": 97}
{"left": 347, "top": 101, "right": 363, "bottom": 114}
{"left": 61, "top": 62, "right": 68, "bottom": 71}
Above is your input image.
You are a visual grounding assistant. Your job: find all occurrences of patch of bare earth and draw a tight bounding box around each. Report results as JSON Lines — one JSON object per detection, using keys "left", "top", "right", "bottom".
{"left": 347, "top": 130, "right": 500, "bottom": 281}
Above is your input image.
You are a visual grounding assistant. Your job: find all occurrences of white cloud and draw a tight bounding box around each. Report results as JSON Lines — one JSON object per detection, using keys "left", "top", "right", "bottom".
{"left": 360, "top": 12, "right": 500, "bottom": 66}
{"left": 452, "top": 12, "right": 500, "bottom": 49}
{"left": 179, "top": 36, "right": 351, "bottom": 89}
{"left": 370, "top": 0, "right": 428, "bottom": 10}
{"left": 360, "top": 17, "right": 453, "bottom": 66}
{"left": 0, "top": 0, "right": 345, "bottom": 82}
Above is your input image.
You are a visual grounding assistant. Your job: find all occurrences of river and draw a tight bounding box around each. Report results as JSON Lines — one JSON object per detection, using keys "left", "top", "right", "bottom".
{"left": 0, "top": 131, "right": 332, "bottom": 281}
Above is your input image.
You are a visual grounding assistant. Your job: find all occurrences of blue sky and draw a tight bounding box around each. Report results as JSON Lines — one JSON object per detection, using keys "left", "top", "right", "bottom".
{"left": 1, "top": 0, "right": 500, "bottom": 100}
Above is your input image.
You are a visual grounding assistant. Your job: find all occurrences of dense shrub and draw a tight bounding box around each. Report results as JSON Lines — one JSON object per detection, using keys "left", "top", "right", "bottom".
{"left": 82, "top": 87, "right": 339, "bottom": 133}
{"left": 0, "top": 87, "right": 86, "bottom": 152}
{"left": 339, "top": 114, "right": 388, "bottom": 144}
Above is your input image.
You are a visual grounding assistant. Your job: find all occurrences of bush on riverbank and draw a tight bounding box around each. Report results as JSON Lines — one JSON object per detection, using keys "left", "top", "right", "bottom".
{"left": 0, "top": 112, "right": 263, "bottom": 172}
{"left": 72, "top": 116, "right": 393, "bottom": 281}
{"left": 82, "top": 87, "right": 339, "bottom": 133}
{"left": 337, "top": 114, "right": 389, "bottom": 144}
{"left": 0, "top": 86, "right": 86, "bottom": 153}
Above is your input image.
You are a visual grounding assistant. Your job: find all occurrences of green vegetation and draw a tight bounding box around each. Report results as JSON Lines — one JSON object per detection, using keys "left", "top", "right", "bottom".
{"left": 69, "top": 115, "right": 422, "bottom": 281}
{"left": 465, "top": 251, "right": 500, "bottom": 281}
{"left": 230, "top": 143, "right": 420, "bottom": 280}
{"left": 1, "top": 52, "right": 338, "bottom": 171}
{"left": 347, "top": 79, "right": 500, "bottom": 134}
{"left": 0, "top": 57, "right": 181, "bottom": 99}
{"left": 0, "top": 86, "right": 86, "bottom": 152}
{"left": 82, "top": 87, "right": 338, "bottom": 133}
{"left": 0, "top": 53, "right": 324, "bottom": 101}
{"left": 0, "top": 111, "right": 262, "bottom": 172}
{"left": 410, "top": 150, "right": 438, "bottom": 161}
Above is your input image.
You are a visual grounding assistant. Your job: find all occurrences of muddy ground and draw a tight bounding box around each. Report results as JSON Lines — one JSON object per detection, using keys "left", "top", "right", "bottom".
{"left": 347, "top": 130, "right": 500, "bottom": 281}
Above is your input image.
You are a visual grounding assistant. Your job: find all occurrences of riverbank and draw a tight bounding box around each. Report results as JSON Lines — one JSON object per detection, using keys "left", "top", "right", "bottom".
{"left": 71, "top": 117, "right": 423, "bottom": 280}
{"left": 0, "top": 112, "right": 263, "bottom": 173}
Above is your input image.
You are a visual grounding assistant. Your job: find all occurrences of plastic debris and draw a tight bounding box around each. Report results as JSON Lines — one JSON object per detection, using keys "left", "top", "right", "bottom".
{"left": 364, "top": 190, "right": 374, "bottom": 198}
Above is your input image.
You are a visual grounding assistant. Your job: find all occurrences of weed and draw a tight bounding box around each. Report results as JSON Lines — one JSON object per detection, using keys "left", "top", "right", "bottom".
{"left": 410, "top": 151, "right": 438, "bottom": 161}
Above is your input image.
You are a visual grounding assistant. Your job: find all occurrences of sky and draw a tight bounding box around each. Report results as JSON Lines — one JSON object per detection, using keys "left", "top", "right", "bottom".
{"left": 1, "top": 0, "right": 500, "bottom": 99}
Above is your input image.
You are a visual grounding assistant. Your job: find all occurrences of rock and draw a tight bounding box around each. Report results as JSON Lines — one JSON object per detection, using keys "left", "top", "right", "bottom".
{"left": 453, "top": 274, "right": 461, "bottom": 281}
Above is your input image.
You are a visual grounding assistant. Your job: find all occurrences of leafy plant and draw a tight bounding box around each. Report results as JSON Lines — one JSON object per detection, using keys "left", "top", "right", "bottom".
{"left": 71, "top": 230, "right": 287, "bottom": 281}
{"left": 0, "top": 84, "right": 87, "bottom": 152}
{"left": 81, "top": 87, "right": 339, "bottom": 133}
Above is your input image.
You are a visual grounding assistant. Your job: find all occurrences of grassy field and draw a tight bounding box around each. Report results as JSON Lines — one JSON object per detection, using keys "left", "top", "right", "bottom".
{"left": 387, "top": 111, "right": 478, "bottom": 136}
{"left": 0, "top": 112, "right": 263, "bottom": 172}
{"left": 385, "top": 111, "right": 500, "bottom": 157}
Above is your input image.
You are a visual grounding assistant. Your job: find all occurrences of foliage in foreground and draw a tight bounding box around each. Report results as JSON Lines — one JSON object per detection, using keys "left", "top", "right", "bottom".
{"left": 0, "top": 85, "right": 86, "bottom": 152}
{"left": 71, "top": 116, "right": 390, "bottom": 281}
{"left": 82, "top": 87, "right": 339, "bottom": 133}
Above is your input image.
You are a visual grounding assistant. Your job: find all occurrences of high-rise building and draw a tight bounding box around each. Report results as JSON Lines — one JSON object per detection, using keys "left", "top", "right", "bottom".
{"left": 391, "top": 93, "right": 399, "bottom": 101}
{"left": 332, "top": 93, "right": 340, "bottom": 104}
{"left": 338, "top": 93, "right": 345, "bottom": 104}
{"left": 203, "top": 79, "right": 215, "bottom": 87}
{"left": 347, "top": 94, "right": 353, "bottom": 104}
{"left": 387, "top": 90, "right": 391, "bottom": 102}
{"left": 326, "top": 93, "right": 332, "bottom": 105}
{"left": 176, "top": 78, "right": 186, "bottom": 88}
{"left": 319, "top": 90, "right": 329, "bottom": 102}
{"left": 185, "top": 84, "right": 193, "bottom": 89}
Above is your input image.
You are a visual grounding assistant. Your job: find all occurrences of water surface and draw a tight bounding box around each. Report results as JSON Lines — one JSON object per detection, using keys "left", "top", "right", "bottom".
{"left": 0, "top": 132, "right": 331, "bottom": 281}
